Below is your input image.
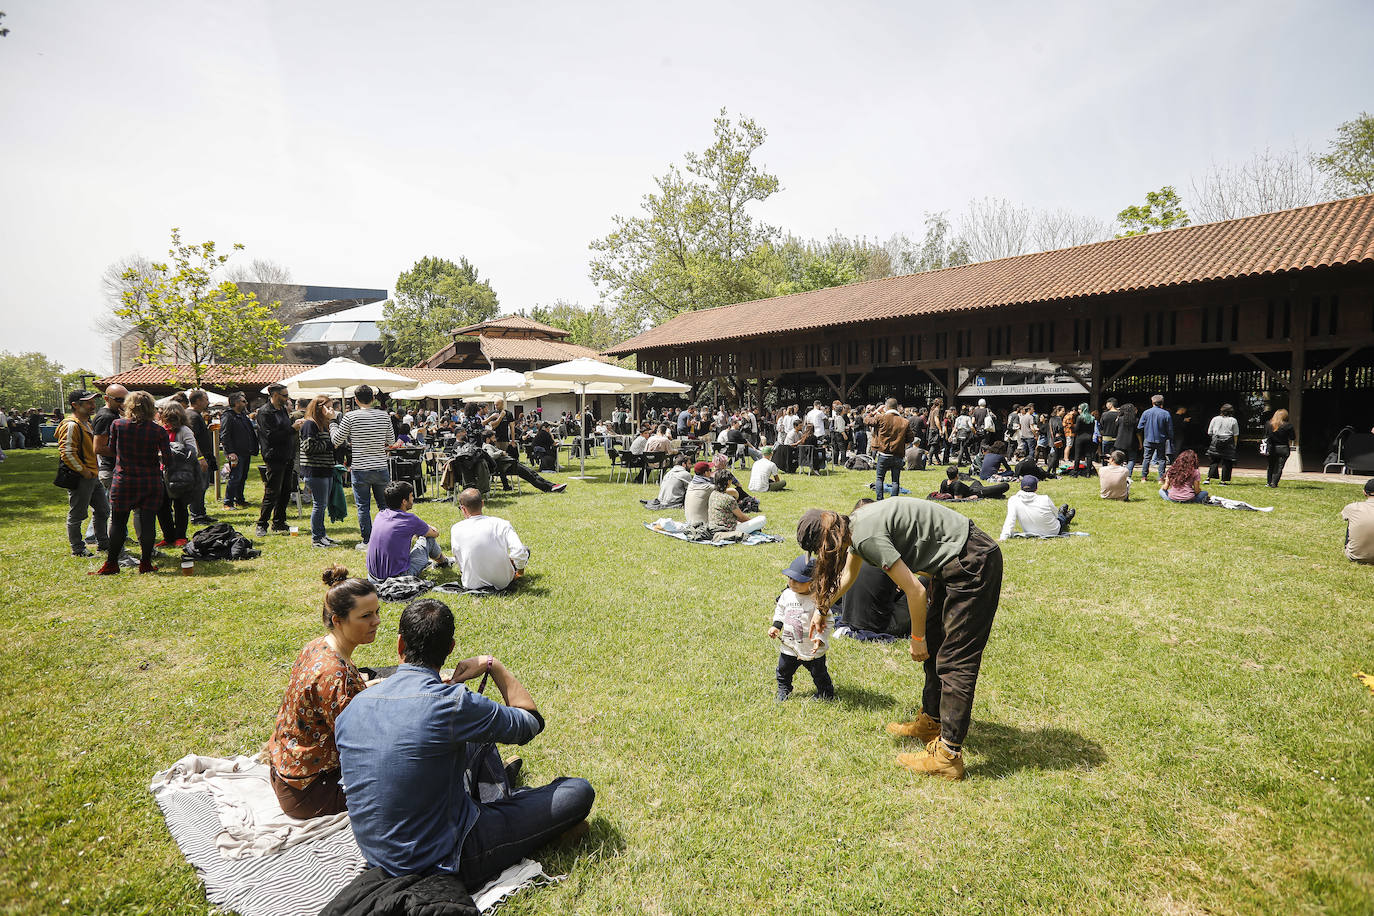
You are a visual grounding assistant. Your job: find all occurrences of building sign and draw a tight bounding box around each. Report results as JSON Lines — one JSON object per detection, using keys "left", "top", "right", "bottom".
{"left": 956, "top": 361, "right": 1089, "bottom": 397}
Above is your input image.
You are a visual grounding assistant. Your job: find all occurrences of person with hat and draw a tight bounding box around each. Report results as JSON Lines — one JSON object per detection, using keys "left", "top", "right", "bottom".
{"left": 796, "top": 498, "right": 1001, "bottom": 779}
{"left": 748, "top": 445, "right": 785, "bottom": 492}
{"left": 683, "top": 460, "right": 715, "bottom": 527}
{"left": 57, "top": 390, "right": 108, "bottom": 557}
{"left": 255, "top": 383, "right": 298, "bottom": 537}
{"left": 768, "top": 555, "right": 835, "bottom": 701}
{"left": 1340, "top": 478, "right": 1374, "bottom": 564}
{"left": 1000, "top": 476, "right": 1076, "bottom": 539}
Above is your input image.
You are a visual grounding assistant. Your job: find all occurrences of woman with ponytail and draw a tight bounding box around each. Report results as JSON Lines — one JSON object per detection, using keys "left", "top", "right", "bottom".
{"left": 797, "top": 496, "right": 1003, "bottom": 781}
{"left": 267, "top": 566, "right": 380, "bottom": 818}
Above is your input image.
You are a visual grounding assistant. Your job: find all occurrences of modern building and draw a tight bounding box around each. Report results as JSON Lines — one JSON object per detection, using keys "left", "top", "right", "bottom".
{"left": 284, "top": 300, "right": 387, "bottom": 365}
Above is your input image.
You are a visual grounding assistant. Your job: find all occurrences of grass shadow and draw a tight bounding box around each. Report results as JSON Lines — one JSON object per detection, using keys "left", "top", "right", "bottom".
{"left": 965, "top": 720, "right": 1108, "bottom": 777}
{"left": 539, "top": 815, "right": 626, "bottom": 876}
{"left": 835, "top": 685, "right": 896, "bottom": 710}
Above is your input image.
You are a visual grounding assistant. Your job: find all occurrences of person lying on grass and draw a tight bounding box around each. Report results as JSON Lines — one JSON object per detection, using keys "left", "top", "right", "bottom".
{"left": 267, "top": 566, "right": 379, "bottom": 819}
{"left": 938, "top": 465, "right": 1009, "bottom": 500}
{"left": 768, "top": 555, "right": 835, "bottom": 701}
{"left": 336, "top": 597, "right": 595, "bottom": 885}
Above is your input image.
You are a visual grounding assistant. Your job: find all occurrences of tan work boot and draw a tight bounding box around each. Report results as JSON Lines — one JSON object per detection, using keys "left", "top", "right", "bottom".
{"left": 885, "top": 712, "right": 941, "bottom": 743}
{"left": 896, "top": 738, "right": 965, "bottom": 781}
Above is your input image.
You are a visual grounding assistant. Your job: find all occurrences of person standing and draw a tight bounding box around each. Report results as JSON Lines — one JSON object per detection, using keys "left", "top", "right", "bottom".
{"left": 1264, "top": 408, "right": 1295, "bottom": 488}
{"left": 93, "top": 391, "right": 172, "bottom": 575}
{"left": 1098, "top": 399, "right": 1120, "bottom": 461}
{"left": 155, "top": 402, "right": 199, "bottom": 546}
{"left": 57, "top": 390, "right": 108, "bottom": 558}
{"left": 1137, "top": 394, "right": 1173, "bottom": 482}
{"left": 185, "top": 390, "right": 217, "bottom": 525}
{"left": 1115, "top": 400, "right": 1139, "bottom": 477}
{"left": 300, "top": 395, "right": 341, "bottom": 548}
{"left": 255, "top": 383, "right": 297, "bottom": 538}
{"left": 1204, "top": 404, "right": 1240, "bottom": 485}
{"left": 219, "top": 392, "right": 257, "bottom": 510}
{"left": 798, "top": 498, "right": 1003, "bottom": 781}
{"left": 866, "top": 398, "right": 913, "bottom": 500}
{"left": 87, "top": 384, "right": 127, "bottom": 545}
{"left": 331, "top": 384, "right": 396, "bottom": 549}
{"left": 1016, "top": 404, "right": 1037, "bottom": 460}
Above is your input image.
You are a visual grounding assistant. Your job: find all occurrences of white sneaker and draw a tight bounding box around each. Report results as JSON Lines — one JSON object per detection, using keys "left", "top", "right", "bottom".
{"left": 354, "top": 541, "right": 368, "bottom": 551}
{"left": 313, "top": 537, "right": 339, "bottom": 548}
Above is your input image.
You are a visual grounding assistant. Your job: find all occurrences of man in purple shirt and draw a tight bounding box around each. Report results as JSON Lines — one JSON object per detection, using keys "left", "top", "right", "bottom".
{"left": 366, "top": 481, "right": 450, "bottom": 581}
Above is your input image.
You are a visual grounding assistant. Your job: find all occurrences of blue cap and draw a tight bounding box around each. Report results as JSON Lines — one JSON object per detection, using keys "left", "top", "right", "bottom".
{"left": 782, "top": 555, "right": 815, "bottom": 582}
{"left": 1020, "top": 475, "right": 1040, "bottom": 491}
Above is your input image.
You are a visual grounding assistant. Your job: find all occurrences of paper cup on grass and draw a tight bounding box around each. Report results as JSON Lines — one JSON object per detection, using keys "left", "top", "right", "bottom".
{"left": 289, "top": 526, "right": 300, "bottom": 536}
{"left": 180, "top": 560, "right": 194, "bottom": 576}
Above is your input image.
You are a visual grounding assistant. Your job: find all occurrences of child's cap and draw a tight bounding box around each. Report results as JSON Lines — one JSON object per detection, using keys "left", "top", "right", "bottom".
{"left": 782, "top": 555, "right": 815, "bottom": 582}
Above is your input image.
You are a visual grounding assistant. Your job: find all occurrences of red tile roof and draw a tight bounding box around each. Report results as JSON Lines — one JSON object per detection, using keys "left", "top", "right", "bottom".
{"left": 97, "top": 364, "right": 485, "bottom": 389}
{"left": 478, "top": 336, "right": 608, "bottom": 363}
{"left": 606, "top": 195, "right": 1374, "bottom": 354}
{"left": 452, "top": 315, "right": 570, "bottom": 338}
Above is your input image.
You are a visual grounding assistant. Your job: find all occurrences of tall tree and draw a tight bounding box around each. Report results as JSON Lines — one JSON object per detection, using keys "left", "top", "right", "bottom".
{"left": 589, "top": 109, "right": 780, "bottom": 333}
{"left": 1030, "top": 208, "right": 1113, "bottom": 250}
{"left": 0, "top": 351, "right": 100, "bottom": 411}
{"left": 761, "top": 234, "right": 891, "bottom": 295}
{"left": 526, "top": 300, "right": 623, "bottom": 353}
{"left": 94, "top": 254, "right": 162, "bottom": 359}
{"left": 378, "top": 256, "right": 500, "bottom": 365}
{"left": 1188, "top": 146, "right": 1321, "bottom": 222}
{"left": 885, "top": 213, "right": 972, "bottom": 275}
{"left": 1115, "top": 186, "right": 1190, "bottom": 237}
{"left": 1315, "top": 111, "right": 1374, "bottom": 196}
{"left": 115, "top": 229, "right": 288, "bottom": 387}
{"left": 959, "top": 197, "right": 1032, "bottom": 262}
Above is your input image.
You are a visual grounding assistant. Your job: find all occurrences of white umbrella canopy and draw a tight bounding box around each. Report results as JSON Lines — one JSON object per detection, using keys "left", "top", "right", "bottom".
{"left": 156, "top": 389, "right": 229, "bottom": 408}
{"left": 525, "top": 358, "right": 657, "bottom": 478}
{"left": 391, "top": 380, "right": 469, "bottom": 400}
{"left": 452, "top": 368, "right": 532, "bottom": 397}
{"left": 276, "top": 357, "right": 417, "bottom": 398}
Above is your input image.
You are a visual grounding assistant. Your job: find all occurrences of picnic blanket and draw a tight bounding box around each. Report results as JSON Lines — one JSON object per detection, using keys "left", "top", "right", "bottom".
{"left": 865, "top": 482, "right": 911, "bottom": 495}
{"left": 1005, "top": 531, "right": 1091, "bottom": 539}
{"left": 1206, "top": 495, "right": 1273, "bottom": 511}
{"left": 644, "top": 520, "right": 783, "bottom": 547}
{"left": 926, "top": 493, "right": 983, "bottom": 502}
{"left": 150, "top": 755, "right": 558, "bottom": 916}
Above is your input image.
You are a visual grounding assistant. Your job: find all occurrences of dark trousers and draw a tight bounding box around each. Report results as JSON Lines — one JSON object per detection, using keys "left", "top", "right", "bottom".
{"left": 158, "top": 493, "right": 190, "bottom": 542}
{"left": 970, "top": 481, "right": 1010, "bottom": 499}
{"left": 259, "top": 462, "right": 292, "bottom": 528}
{"left": 190, "top": 468, "right": 212, "bottom": 520}
{"left": 922, "top": 525, "right": 1003, "bottom": 747}
{"left": 1266, "top": 447, "right": 1289, "bottom": 486}
{"left": 1207, "top": 456, "right": 1234, "bottom": 482}
{"left": 225, "top": 458, "right": 250, "bottom": 505}
{"left": 67, "top": 475, "right": 109, "bottom": 553}
{"left": 456, "top": 777, "right": 595, "bottom": 889}
{"left": 109, "top": 507, "right": 158, "bottom": 565}
{"left": 499, "top": 460, "right": 557, "bottom": 492}
{"left": 270, "top": 767, "right": 347, "bottom": 819}
{"left": 776, "top": 653, "right": 835, "bottom": 697}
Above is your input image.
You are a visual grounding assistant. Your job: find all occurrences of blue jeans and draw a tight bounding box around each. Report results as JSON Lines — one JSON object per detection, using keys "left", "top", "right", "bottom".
{"left": 351, "top": 467, "right": 390, "bottom": 544}
{"left": 1159, "top": 489, "right": 1208, "bottom": 504}
{"left": 1139, "top": 441, "right": 1167, "bottom": 480}
{"left": 306, "top": 474, "right": 332, "bottom": 540}
{"left": 455, "top": 777, "right": 595, "bottom": 889}
{"left": 874, "top": 452, "right": 902, "bottom": 500}
{"left": 225, "top": 457, "right": 250, "bottom": 505}
{"left": 408, "top": 536, "right": 444, "bottom": 576}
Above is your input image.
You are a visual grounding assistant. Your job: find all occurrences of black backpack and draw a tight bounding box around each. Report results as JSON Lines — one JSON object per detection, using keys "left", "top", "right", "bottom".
{"left": 163, "top": 441, "right": 199, "bottom": 499}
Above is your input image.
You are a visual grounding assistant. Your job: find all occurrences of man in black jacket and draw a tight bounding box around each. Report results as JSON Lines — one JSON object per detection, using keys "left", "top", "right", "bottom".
{"left": 186, "top": 389, "right": 217, "bottom": 525}
{"left": 219, "top": 392, "right": 257, "bottom": 509}
{"left": 255, "top": 383, "right": 298, "bottom": 536}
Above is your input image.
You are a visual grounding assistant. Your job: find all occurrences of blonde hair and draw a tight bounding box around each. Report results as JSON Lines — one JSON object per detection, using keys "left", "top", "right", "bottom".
{"left": 124, "top": 391, "right": 156, "bottom": 422}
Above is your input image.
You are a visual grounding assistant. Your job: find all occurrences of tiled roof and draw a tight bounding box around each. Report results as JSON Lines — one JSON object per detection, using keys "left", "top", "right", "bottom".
{"left": 453, "top": 315, "right": 570, "bottom": 338}
{"left": 606, "top": 194, "right": 1374, "bottom": 354}
{"left": 478, "top": 336, "right": 608, "bottom": 363}
{"left": 96, "top": 364, "right": 485, "bottom": 389}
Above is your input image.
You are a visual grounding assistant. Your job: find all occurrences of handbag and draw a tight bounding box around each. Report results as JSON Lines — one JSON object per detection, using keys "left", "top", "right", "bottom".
{"left": 54, "top": 460, "right": 82, "bottom": 490}
{"left": 1258, "top": 438, "right": 1269, "bottom": 456}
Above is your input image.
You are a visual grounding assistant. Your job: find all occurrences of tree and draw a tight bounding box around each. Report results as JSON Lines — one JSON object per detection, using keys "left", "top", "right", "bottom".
{"left": 224, "top": 259, "right": 296, "bottom": 317}
{"left": 760, "top": 234, "right": 890, "bottom": 295}
{"left": 0, "top": 351, "right": 97, "bottom": 411}
{"left": 1030, "top": 208, "right": 1113, "bottom": 250}
{"left": 378, "top": 256, "right": 500, "bottom": 365}
{"left": 959, "top": 197, "right": 1032, "bottom": 261}
{"left": 589, "top": 109, "right": 780, "bottom": 333}
{"left": 884, "top": 213, "right": 972, "bottom": 275}
{"left": 115, "top": 229, "right": 288, "bottom": 387}
{"left": 1115, "top": 186, "right": 1190, "bottom": 237}
{"left": 93, "top": 254, "right": 163, "bottom": 358}
{"left": 1315, "top": 112, "right": 1374, "bottom": 197}
{"left": 1188, "top": 146, "right": 1321, "bottom": 222}
{"left": 525, "top": 300, "right": 623, "bottom": 353}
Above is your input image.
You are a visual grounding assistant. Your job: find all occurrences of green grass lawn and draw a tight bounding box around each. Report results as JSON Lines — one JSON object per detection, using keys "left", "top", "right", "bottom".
{"left": 0, "top": 446, "right": 1371, "bottom": 915}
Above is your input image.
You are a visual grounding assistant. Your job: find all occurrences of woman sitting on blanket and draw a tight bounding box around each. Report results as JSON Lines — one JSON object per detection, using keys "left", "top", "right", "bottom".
{"left": 267, "top": 566, "right": 380, "bottom": 818}
{"left": 1159, "top": 449, "right": 1209, "bottom": 505}
{"left": 708, "top": 469, "right": 767, "bottom": 536}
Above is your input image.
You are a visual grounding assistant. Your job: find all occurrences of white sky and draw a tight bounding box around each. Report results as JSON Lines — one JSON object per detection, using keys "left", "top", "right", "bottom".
{"left": 2, "top": 0, "right": 1372, "bottom": 373}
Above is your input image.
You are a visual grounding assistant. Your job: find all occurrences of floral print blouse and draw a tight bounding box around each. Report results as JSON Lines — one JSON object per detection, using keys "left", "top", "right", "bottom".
{"left": 268, "top": 637, "right": 367, "bottom": 789}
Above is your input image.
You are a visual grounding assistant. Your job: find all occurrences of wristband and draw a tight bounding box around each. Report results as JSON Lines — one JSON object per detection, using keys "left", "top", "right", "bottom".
{"left": 912, "top": 635, "right": 926, "bottom": 642}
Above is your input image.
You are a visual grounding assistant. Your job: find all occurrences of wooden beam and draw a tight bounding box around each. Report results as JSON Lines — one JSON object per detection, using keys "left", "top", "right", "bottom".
{"left": 843, "top": 371, "right": 871, "bottom": 400}
{"left": 815, "top": 372, "right": 844, "bottom": 399}
{"left": 1242, "top": 352, "right": 1291, "bottom": 391}
{"left": 1304, "top": 345, "right": 1363, "bottom": 390}
{"left": 1055, "top": 363, "right": 1091, "bottom": 393}
{"left": 1105, "top": 357, "right": 1140, "bottom": 386}
{"left": 921, "top": 368, "right": 948, "bottom": 400}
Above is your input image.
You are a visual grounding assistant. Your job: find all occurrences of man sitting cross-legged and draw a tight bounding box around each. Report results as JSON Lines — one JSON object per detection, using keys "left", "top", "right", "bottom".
{"left": 450, "top": 487, "right": 530, "bottom": 591}
{"left": 1000, "top": 475, "right": 1075, "bottom": 539}
{"left": 336, "top": 598, "right": 595, "bottom": 884}
{"left": 366, "top": 481, "right": 451, "bottom": 583}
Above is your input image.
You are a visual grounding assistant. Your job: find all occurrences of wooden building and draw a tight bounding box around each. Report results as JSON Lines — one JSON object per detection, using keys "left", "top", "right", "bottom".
{"left": 607, "top": 195, "right": 1374, "bottom": 466}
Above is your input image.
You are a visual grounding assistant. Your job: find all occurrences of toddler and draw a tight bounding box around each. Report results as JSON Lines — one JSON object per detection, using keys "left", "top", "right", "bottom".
{"left": 768, "top": 555, "right": 835, "bottom": 701}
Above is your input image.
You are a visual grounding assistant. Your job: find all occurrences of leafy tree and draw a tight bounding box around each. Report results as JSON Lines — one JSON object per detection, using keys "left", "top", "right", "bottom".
{"left": 0, "top": 351, "right": 97, "bottom": 411}
{"left": 1115, "top": 186, "right": 1190, "bottom": 237}
{"left": 526, "top": 300, "right": 622, "bottom": 353}
{"left": 760, "top": 234, "right": 891, "bottom": 295}
{"left": 379, "top": 256, "right": 500, "bottom": 365}
{"left": 589, "top": 109, "right": 780, "bottom": 333}
{"left": 884, "top": 213, "right": 971, "bottom": 275}
{"left": 115, "top": 229, "right": 287, "bottom": 388}
{"left": 1315, "top": 111, "right": 1374, "bottom": 196}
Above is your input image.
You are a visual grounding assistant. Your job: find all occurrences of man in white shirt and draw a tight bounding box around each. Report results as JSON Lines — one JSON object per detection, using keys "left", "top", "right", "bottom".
{"left": 629, "top": 427, "right": 651, "bottom": 456}
{"left": 804, "top": 401, "right": 828, "bottom": 439}
{"left": 1000, "top": 475, "right": 1075, "bottom": 539}
{"left": 449, "top": 488, "right": 530, "bottom": 591}
{"left": 749, "top": 446, "right": 786, "bottom": 491}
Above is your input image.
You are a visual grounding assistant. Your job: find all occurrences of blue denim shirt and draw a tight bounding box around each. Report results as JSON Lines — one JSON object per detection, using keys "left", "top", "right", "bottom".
{"left": 1137, "top": 406, "right": 1174, "bottom": 445}
{"left": 336, "top": 664, "right": 543, "bottom": 876}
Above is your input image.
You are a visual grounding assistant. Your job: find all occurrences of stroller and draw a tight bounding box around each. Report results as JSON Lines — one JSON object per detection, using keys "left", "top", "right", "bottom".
{"left": 1322, "top": 426, "right": 1355, "bottom": 474}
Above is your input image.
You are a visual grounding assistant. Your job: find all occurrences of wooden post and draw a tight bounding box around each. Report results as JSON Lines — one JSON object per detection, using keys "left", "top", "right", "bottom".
{"left": 1287, "top": 296, "right": 1308, "bottom": 474}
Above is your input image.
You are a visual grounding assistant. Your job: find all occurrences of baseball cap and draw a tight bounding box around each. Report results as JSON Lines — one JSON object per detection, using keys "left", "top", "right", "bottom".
{"left": 1365, "top": 478, "right": 1374, "bottom": 495}
{"left": 782, "top": 555, "right": 815, "bottom": 583}
{"left": 692, "top": 461, "right": 711, "bottom": 476}
{"left": 1020, "top": 475, "right": 1040, "bottom": 491}
{"left": 68, "top": 389, "right": 99, "bottom": 405}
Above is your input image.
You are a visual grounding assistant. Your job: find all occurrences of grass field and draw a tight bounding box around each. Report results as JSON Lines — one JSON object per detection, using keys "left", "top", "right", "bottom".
{"left": 0, "top": 445, "right": 1371, "bottom": 915}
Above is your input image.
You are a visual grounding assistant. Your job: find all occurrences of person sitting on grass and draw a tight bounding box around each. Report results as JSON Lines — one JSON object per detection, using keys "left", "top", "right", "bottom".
{"left": 1000, "top": 475, "right": 1075, "bottom": 539}
{"left": 1013, "top": 448, "right": 1055, "bottom": 481}
{"left": 267, "top": 566, "right": 379, "bottom": 819}
{"left": 643, "top": 454, "right": 692, "bottom": 510}
{"left": 1159, "top": 449, "right": 1209, "bottom": 505}
{"left": 768, "top": 555, "right": 835, "bottom": 702}
{"left": 1340, "top": 478, "right": 1374, "bottom": 564}
{"left": 366, "top": 481, "right": 452, "bottom": 583}
{"left": 1099, "top": 449, "right": 1131, "bottom": 501}
{"left": 684, "top": 460, "right": 714, "bottom": 527}
{"left": 938, "top": 465, "right": 1009, "bottom": 499}
{"left": 335, "top": 598, "right": 595, "bottom": 885}
{"left": 976, "top": 441, "right": 1013, "bottom": 481}
{"left": 449, "top": 488, "right": 529, "bottom": 592}
{"left": 708, "top": 469, "right": 767, "bottom": 537}
{"left": 749, "top": 445, "right": 786, "bottom": 492}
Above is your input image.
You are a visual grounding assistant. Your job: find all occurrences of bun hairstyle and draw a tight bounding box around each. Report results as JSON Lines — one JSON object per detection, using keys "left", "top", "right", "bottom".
{"left": 320, "top": 565, "right": 377, "bottom": 628}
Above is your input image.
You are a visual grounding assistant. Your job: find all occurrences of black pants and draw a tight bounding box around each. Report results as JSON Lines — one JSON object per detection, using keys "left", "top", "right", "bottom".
{"left": 970, "top": 481, "right": 1010, "bottom": 499}
{"left": 158, "top": 493, "right": 190, "bottom": 542}
{"left": 776, "top": 653, "right": 834, "bottom": 697}
{"left": 1207, "top": 455, "right": 1234, "bottom": 482}
{"left": 258, "top": 462, "right": 292, "bottom": 528}
{"left": 109, "top": 507, "right": 158, "bottom": 565}
{"left": 1266, "top": 447, "right": 1289, "bottom": 487}
{"left": 837, "top": 562, "right": 909, "bottom": 636}
{"left": 499, "top": 460, "right": 557, "bottom": 492}
{"left": 456, "top": 777, "right": 595, "bottom": 889}
{"left": 922, "top": 524, "right": 1003, "bottom": 747}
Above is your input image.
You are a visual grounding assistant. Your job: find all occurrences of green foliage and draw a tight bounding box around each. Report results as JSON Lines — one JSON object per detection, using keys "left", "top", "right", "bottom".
{"left": 114, "top": 229, "right": 287, "bottom": 388}
{"left": 885, "top": 213, "right": 972, "bottom": 275}
{"left": 760, "top": 234, "right": 894, "bottom": 297}
{"left": 526, "top": 300, "right": 622, "bottom": 353}
{"left": 380, "top": 256, "right": 500, "bottom": 365}
{"left": 1115, "top": 186, "right": 1190, "bottom": 237}
{"left": 1315, "top": 111, "right": 1374, "bottom": 196}
{"left": 589, "top": 109, "right": 780, "bottom": 333}
{"left": 0, "top": 352, "right": 96, "bottom": 411}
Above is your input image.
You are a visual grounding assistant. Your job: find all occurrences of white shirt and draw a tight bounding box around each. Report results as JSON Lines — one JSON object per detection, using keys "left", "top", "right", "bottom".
{"left": 778, "top": 414, "right": 799, "bottom": 437}
{"left": 1000, "top": 490, "right": 1063, "bottom": 539}
{"left": 773, "top": 589, "right": 830, "bottom": 660}
{"left": 716, "top": 428, "right": 730, "bottom": 445}
{"left": 749, "top": 458, "right": 779, "bottom": 491}
{"left": 805, "top": 408, "right": 828, "bottom": 437}
{"left": 830, "top": 412, "right": 847, "bottom": 434}
{"left": 1207, "top": 416, "right": 1240, "bottom": 439}
{"left": 630, "top": 435, "right": 649, "bottom": 455}
{"left": 450, "top": 514, "right": 529, "bottom": 591}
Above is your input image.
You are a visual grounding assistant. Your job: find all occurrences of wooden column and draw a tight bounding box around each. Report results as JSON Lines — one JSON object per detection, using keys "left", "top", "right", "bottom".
{"left": 1287, "top": 295, "right": 1308, "bottom": 474}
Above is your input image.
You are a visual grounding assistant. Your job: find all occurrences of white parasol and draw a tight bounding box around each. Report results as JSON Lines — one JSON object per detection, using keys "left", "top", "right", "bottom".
{"left": 525, "top": 358, "right": 656, "bottom": 479}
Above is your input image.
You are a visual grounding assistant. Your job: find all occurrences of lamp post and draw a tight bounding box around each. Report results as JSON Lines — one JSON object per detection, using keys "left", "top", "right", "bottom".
{"left": 55, "top": 377, "right": 64, "bottom": 412}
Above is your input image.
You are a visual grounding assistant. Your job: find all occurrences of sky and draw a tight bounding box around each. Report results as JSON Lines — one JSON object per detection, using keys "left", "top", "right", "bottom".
{"left": 2, "top": 0, "right": 1372, "bottom": 374}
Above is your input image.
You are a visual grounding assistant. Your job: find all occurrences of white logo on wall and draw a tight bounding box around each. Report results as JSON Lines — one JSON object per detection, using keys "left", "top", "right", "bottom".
{"left": 957, "top": 362, "right": 1088, "bottom": 397}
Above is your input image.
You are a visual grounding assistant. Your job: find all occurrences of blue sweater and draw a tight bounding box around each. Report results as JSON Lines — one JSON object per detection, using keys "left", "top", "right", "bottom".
{"left": 1137, "top": 406, "right": 1173, "bottom": 444}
